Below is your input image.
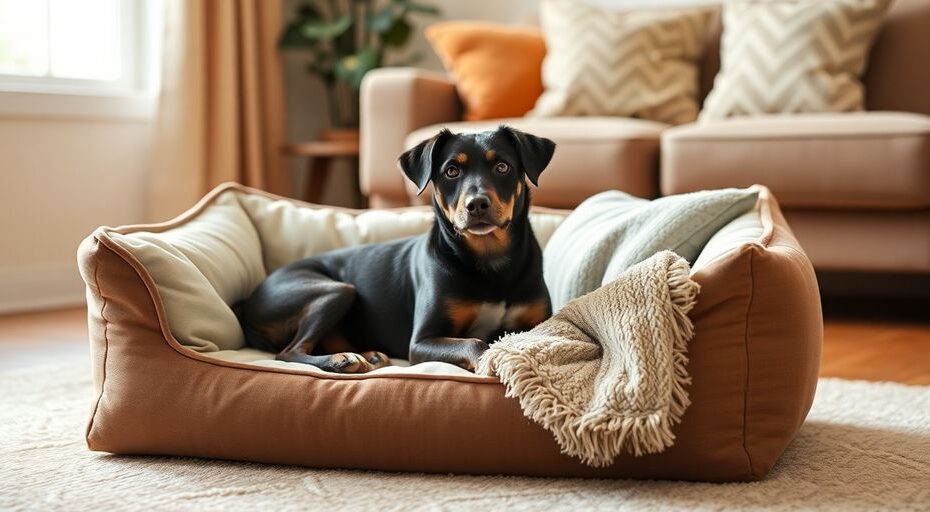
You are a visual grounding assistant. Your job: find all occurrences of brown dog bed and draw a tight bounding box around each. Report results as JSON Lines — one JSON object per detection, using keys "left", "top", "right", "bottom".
{"left": 77, "top": 183, "right": 821, "bottom": 481}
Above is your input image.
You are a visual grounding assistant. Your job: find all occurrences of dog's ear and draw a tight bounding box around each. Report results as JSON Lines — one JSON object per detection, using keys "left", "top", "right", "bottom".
{"left": 398, "top": 128, "right": 453, "bottom": 195}
{"left": 498, "top": 126, "right": 556, "bottom": 186}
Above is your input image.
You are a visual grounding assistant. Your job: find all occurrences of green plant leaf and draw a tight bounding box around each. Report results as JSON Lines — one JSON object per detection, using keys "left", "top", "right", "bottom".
{"left": 381, "top": 16, "right": 412, "bottom": 47}
{"left": 301, "top": 15, "right": 353, "bottom": 40}
{"left": 335, "top": 47, "right": 381, "bottom": 89}
{"left": 278, "top": 3, "right": 327, "bottom": 49}
{"left": 367, "top": 6, "right": 398, "bottom": 33}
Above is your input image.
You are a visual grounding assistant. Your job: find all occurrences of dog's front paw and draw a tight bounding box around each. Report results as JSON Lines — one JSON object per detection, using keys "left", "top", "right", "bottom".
{"left": 360, "top": 351, "right": 392, "bottom": 369}
{"left": 326, "top": 352, "right": 376, "bottom": 374}
{"left": 458, "top": 339, "right": 490, "bottom": 372}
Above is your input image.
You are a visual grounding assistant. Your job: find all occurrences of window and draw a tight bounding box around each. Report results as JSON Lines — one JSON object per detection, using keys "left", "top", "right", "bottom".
{"left": 0, "top": 0, "right": 160, "bottom": 114}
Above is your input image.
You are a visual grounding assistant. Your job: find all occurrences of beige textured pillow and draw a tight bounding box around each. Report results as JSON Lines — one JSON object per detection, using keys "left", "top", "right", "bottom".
{"left": 700, "top": 0, "right": 891, "bottom": 121}
{"left": 531, "top": 1, "right": 713, "bottom": 125}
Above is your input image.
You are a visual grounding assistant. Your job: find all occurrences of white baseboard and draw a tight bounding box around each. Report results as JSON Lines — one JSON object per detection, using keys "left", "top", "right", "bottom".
{"left": 0, "top": 263, "right": 86, "bottom": 314}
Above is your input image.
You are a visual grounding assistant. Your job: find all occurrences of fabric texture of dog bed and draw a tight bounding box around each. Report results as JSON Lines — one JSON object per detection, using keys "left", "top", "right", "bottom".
{"left": 77, "top": 183, "right": 821, "bottom": 481}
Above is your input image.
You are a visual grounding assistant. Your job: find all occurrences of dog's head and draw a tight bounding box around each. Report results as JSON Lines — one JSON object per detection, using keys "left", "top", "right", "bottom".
{"left": 399, "top": 126, "right": 555, "bottom": 251}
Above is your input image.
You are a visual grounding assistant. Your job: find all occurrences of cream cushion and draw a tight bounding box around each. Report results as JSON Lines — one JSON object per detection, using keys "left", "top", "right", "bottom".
{"left": 700, "top": 0, "right": 892, "bottom": 120}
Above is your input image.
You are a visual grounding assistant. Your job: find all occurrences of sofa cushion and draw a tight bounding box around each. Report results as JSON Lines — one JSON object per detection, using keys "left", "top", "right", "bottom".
{"left": 662, "top": 112, "right": 930, "bottom": 209}
{"left": 700, "top": 0, "right": 891, "bottom": 121}
{"left": 531, "top": 0, "right": 714, "bottom": 125}
{"left": 406, "top": 117, "right": 667, "bottom": 208}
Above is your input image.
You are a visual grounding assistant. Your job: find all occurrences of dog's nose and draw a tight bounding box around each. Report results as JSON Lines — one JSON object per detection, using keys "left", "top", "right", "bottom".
{"left": 465, "top": 194, "right": 491, "bottom": 214}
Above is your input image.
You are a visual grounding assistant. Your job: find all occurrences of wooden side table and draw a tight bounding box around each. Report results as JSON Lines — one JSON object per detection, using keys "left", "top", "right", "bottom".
{"left": 282, "top": 129, "right": 363, "bottom": 206}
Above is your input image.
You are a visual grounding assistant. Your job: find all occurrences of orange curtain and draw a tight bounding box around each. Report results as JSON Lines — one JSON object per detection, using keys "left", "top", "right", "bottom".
{"left": 149, "top": 0, "right": 290, "bottom": 221}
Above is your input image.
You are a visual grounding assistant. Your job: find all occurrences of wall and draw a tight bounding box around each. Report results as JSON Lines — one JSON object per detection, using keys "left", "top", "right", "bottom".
{"left": 0, "top": 113, "right": 151, "bottom": 312}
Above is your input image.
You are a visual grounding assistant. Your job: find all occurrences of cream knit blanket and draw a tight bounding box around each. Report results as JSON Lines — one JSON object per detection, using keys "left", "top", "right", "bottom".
{"left": 477, "top": 251, "right": 699, "bottom": 467}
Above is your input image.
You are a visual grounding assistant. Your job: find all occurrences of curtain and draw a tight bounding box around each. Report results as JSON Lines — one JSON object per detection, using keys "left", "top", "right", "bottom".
{"left": 149, "top": 0, "right": 290, "bottom": 221}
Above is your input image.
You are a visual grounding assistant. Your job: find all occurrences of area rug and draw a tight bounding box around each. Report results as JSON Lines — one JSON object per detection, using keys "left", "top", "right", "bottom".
{"left": 1, "top": 364, "right": 928, "bottom": 511}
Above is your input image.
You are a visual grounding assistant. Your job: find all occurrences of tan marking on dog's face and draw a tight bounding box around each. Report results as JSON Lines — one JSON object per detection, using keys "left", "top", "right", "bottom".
{"left": 457, "top": 187, "right": 515, "bottom": 256}
{"left": 485, "top": 149, "right": 496, "bottom": 161}
{"left": 448, "top": 190, "right": 469, "bottom": 228}
{"left": 445, "top": 299, "right": 480, "bottom": 336}
{"left": 435, "top": 186, "right": 460, "bottom": 226}
{"left": 455, "top": 152, "right": 468, "bottom": 164}
{"left": 515, "top": 180, "right": 523, "bottom": 196}
{"left": 490, "top": 188, "right": 516, "bottom": 221}
{"left": 462, "top": 227, "right": 510, "bottom": 256}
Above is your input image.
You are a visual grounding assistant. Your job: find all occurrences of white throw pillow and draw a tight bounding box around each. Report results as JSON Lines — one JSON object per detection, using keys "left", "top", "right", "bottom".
{"left": 700, "top": 0, "right": 891, "bottom": 120}
{"left": 531, "top": 0, "right": 714, "bottom": 125}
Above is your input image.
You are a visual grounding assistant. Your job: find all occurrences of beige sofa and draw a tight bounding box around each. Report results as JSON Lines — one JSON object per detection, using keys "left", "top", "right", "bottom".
{"left": 360, "top": 0, "right": 930, "bottom": 274}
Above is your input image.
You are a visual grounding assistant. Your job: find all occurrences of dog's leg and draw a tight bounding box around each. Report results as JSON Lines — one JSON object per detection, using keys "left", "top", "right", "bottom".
{"left": 409, "top": 337, "right": 490, "bottom": 371}
{"left": 274, "top": 279, "right": 365, "bottom": 371}
{"left": 240, "top": 268, "right": 386, "bottom": 373}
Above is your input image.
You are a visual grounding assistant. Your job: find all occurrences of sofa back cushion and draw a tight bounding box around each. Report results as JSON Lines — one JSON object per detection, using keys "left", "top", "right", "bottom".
{"left": 696, "top": 0, "right": 930, "bottom": 116}
{"left": 532, "top": 0, "right": 715, "bottom": 125}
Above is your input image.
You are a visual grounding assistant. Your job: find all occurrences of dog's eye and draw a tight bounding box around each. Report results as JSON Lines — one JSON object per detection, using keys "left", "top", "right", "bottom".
{"left": 494, "top": 162, "right": 510, "bottom": 174}
{"left": 444, "top": 166, "right": 460, "bottom": 179}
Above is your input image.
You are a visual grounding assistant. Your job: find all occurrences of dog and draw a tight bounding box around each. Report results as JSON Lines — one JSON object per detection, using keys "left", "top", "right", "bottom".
{"left": 235, "top": 126, "right": 556, "bottom": 373}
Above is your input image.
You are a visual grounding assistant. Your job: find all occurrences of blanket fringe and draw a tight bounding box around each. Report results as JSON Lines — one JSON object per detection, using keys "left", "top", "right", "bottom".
{"left": 479, "top": 253, "right": 700, "bottom": 467}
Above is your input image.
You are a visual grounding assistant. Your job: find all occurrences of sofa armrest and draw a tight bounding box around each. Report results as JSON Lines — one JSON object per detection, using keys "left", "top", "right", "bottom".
{"left": 360, "top": 68, "right": 462, "bottom": 207}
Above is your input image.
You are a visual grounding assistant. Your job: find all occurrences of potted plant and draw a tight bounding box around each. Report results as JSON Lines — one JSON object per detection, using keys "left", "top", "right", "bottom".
{"left": 280, "top": 0, "right": 440, "bottom": 131}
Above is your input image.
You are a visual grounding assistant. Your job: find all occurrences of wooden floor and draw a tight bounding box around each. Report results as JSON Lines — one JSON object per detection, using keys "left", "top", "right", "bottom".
{"left": 820, "top": 296, "right": 930, "bottom": 385}
{"left": 2, "top": 300, "right": 929, "bottom": 384}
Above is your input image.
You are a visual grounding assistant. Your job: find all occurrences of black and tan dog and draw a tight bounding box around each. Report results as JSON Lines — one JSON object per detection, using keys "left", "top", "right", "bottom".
{"left": 236, "top": 126, "right": 555, "bottom": 373}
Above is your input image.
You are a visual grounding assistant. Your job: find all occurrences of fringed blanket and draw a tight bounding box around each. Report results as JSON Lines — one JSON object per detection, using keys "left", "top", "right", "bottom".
{"left": 477, "top": 251, "right": 699, "bottom": 467}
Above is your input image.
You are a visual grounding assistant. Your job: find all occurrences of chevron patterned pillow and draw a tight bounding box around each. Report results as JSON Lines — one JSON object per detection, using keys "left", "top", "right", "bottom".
{"left": 531, "top": 1, "right": 714, "bottom": 125}
{"left": 700, "top": 0, "right": 891, "bottom": 121}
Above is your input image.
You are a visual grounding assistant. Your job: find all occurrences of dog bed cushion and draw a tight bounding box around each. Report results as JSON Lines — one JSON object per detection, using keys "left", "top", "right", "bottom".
{"left": 77, "top": 183, "right": 821, "bottom": 481}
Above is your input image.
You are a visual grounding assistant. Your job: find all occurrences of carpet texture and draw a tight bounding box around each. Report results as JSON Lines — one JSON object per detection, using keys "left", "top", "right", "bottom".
{"left": 2, "top": 364, "right": 929, "bottom": 511}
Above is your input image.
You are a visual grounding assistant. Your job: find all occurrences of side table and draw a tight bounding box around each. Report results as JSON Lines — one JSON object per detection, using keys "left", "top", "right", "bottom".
{"left": 281, "top": 129, "right": 363, "bottom": 206}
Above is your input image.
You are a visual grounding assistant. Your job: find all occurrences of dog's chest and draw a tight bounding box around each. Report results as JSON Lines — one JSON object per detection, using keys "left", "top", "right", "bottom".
{"left": 465, "top": 302, "right": 530, "bottom": 340}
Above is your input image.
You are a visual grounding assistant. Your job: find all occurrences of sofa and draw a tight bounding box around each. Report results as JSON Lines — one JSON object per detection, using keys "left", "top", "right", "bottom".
{"left": 359, "top": 0, "right": 930, "bottom": 274}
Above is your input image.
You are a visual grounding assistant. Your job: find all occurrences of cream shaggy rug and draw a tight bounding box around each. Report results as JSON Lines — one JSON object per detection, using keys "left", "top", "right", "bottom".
{"left": 1, "top": 364, "right": 928, "bottom": 512}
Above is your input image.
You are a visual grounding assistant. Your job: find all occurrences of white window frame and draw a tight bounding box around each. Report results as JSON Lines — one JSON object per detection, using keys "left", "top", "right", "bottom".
{"left": 0, "top": 0, "right": 161, "bottom": 120}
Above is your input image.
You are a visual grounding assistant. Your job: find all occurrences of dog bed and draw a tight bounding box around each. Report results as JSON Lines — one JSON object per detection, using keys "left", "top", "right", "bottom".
{"left": 77, "top": 183, "right": 821, "bottom": 481}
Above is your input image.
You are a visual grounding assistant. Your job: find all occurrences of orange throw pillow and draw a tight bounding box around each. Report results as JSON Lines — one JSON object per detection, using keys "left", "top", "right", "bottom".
{"left": 425, "top": 22, "right": 546, "bottom": 121}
